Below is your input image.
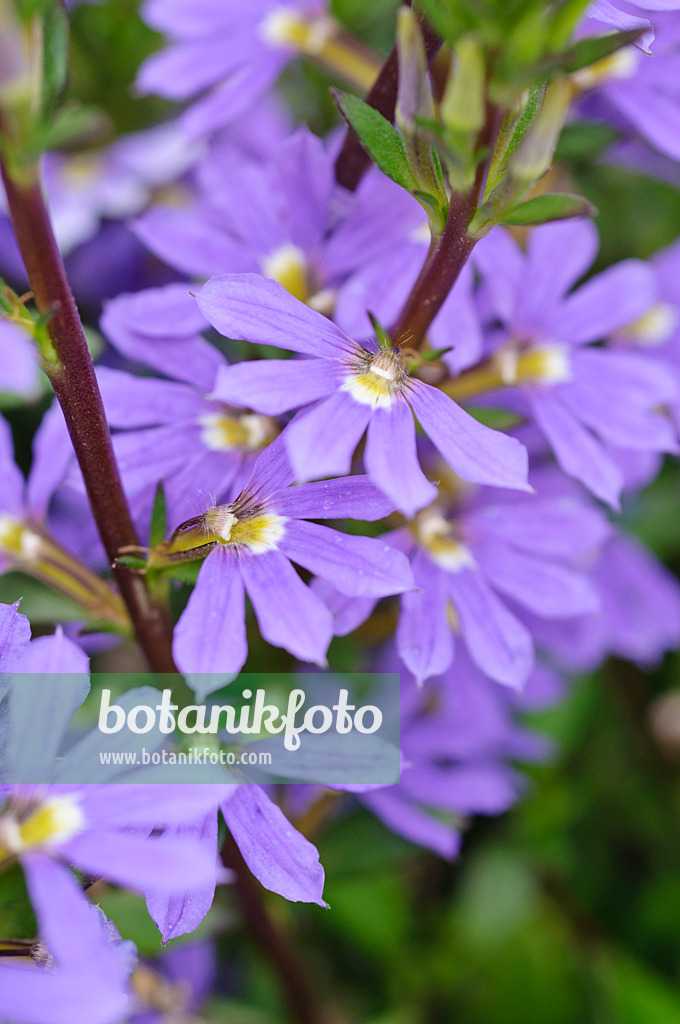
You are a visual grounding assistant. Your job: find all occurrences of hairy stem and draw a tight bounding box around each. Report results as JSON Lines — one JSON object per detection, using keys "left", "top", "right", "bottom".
{"left": 391, "top": 103, "right": 505, "bottom": 350}
{"left": 0, "top": 164, "right": 177, "bottom": 673}
{"left": 221, "top": 833, "right": 327, "bottom": 1024}
{"left": 334, "top": 16, "right": 440, "bottom": 191}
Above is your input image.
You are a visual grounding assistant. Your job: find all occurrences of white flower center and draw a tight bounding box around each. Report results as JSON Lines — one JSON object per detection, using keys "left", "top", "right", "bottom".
{"left": 343, "top": 349, "right": 406, "bottom": 408}
{"left": 496, "top": 344, "right": 572, "bottom": 386}
{"left": 0, "top": 514, "right": 43, "bottom": 562}
{"left": 0, "top": 794, "right": 84, "bottom": 858}
{"left": 414, "top": 511, "right": 475, "bottom": 572}
{"left": 260, "top": 8, "right": 334, "bottom": 54}
{"left": 204, "top": 506, "right": 286, "bottom": 554}
{"left": 617, "top": 302, "right": 677, "bottom": 346}
{"left": 198, "top": 412, "right": 274, "bottom": 453}
{"left": 261, "top": 243, "right": 310, "bottom": 303}
{"left": 572, "top": 43, "right": 640, "bottom": 91}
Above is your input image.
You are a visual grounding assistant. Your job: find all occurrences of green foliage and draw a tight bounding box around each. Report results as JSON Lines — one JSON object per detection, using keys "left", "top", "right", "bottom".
{"left": 499, "top": 191, "right": 597, "bottom": 225}
{"left": 333, "top": 89, "right": 419, "bottom": 192}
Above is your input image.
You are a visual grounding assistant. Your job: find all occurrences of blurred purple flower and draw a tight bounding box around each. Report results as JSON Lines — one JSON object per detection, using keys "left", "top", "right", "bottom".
{"left": 473, "top": 219, "right": 679, "bottom": 507}
{"left": 137, "top": 0, "right": 327, "bottom": 137}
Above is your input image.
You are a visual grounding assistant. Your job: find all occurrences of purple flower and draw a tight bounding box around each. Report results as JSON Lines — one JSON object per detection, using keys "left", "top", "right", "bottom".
{"left": 0, "top": 856, "right": 133, "bottom": 1024}
{"left": 98, "top": 286, "right": 278, "bottom": 527}
{"left": 198, "top": 274, "right": 530, "bottom": 517}
{"left": 137, "top": 0, "right": 328, "bottom": 138}
{"left": 317, "top": 472, "right": 607, "bottom": 688}
{"left": 473, "top": 219, "right": 679, "bottom": 506}
{"left": 526, "top": 528, "right": 680, "bottom": 671}
{"left": 135, "top": 128, "right": 352, "bottom": 304}
{"left": 361, "top": 646, "right": 563, "bottom": 858}
{"left": 577, "top": 9, "right": 680, "bottom": 160}
{"left": 0, "top": 319, "right": 40, "bottom": 398}
{"left": 0, "top": 599, "right": 30, "bottom": 675}
{"left": 172, "top": 436, "right": 413, "bottom": 675}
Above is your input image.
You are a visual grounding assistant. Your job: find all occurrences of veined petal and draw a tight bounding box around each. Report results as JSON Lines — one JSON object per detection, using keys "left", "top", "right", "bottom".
{"left": 529, "top": 391, "right": 623, "bottom": 507}
{"left": 65, "top": 830, "right": 217, "bottom": 893}
{"left": 197, "top": 274, "right": 357, "bottom": 357}
{"left": 397, "top": 552, "right": 454, "bottom": 685}
{"left": 210, "top": 357, "right": 338, "bottom": 414}
{"left": 0, "top": 601, "right": 30, "bottom": 672}
{"left": 146, "top": 813, "right": 218, "bottom": 943}
{"left": 448, "top": 566, "right": 534, "bottom": 689}
{"left": 98, "top": 367, "right": 205, "bottom": 427}
{"left": 284, "top": 392, "right": 372, "bottom": 481}
{"left": 364, "top": 399, "right": 438, "bottom": 517}
{"left": 406, "top": 380, "right": 530, "bottom": 492}
{"left": 475, "top": 542, "right": 600, "bottom": 618}
{"left": 517, "top": 219, "right": 599, "bottom": 330}
{"left": 173, "top": 547, "right": 248, "bottom": 675}
{"left": 271, "top": 475, "right": 395, "bottom": 521}
{"left": 240, "top": 549, "right": 332, "bottom": 664}
{"left": 133, "top": 207, "right": 257, "bottom": 278}
{"left": 222, "top": 786, "right": 326, "bottom": 905}
{"left": 0, "top": 413, "right": 24, "bottom": 515}
{"left": 278, "top": 519, "right": 414, "bottom": 597}
{"left": 550, "top": 260, "right": 657, "bottom": 344}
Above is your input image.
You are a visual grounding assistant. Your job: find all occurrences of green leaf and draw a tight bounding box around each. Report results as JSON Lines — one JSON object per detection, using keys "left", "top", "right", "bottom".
{"left": 149, "top": 480, "right": 167, "bottom": 550}
{"left": 40, "top": 0, "right": 69, "bottom": 116}
{"left": 167, "top": 561, "right": 203, "bottom": 586}
{"left": 555, "top": 121, "right": 620, "bottom": 162}
{"left": 332, "top": 90, "right": 418, "bottom": 192}
{"left": 115, "top": 554, "right": 148, "bottom": 571}
{"left": 36, "top": 104, "right": 107, "bottom": 152}
{"left": 499, "top": 192, "right": 597, "bottom": 225}
{"left": 557, "top": 27, "right": 643, "bottom": 75}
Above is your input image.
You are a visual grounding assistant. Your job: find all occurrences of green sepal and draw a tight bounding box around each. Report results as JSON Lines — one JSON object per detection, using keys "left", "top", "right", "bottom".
{"left": 40, "top": 0, "right": 69, "bottom": 118}
{"left": 332, "top": 90, "right": 418, "bottom": 193}
{"left": 114, "top": 554, "right": 148, "bottom": 571}
{"left": 167, "top": 561, "right": 203, "bottom": 586}
{"left": 499, "top": 192, "right": 597, "bottom": 226}
{"left": 367, "top": 312, "right": 392, "bottom": 350}
{"left": 149, "top": 480, "right": 167, "bottom": 551}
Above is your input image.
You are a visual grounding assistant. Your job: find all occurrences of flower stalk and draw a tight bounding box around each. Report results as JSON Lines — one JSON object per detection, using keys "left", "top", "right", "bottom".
{"left": 0, "top": 163, "right": 176, "bottom": 672}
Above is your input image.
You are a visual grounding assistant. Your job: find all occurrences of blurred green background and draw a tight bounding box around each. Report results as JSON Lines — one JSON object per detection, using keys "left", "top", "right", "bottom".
{"left": 8, "top": 0, "right": 680, "bottom": 1020}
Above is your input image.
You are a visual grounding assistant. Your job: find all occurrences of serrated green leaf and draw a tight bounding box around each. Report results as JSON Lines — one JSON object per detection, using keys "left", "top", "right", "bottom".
{"left": 332, "top": 90, "right": 418, "bottom": 192}
{"left": 500, "top": 192, "right": 596, "bottom": 225}
{"left": 149, "top": 480, "right": 167, "bottom": 550}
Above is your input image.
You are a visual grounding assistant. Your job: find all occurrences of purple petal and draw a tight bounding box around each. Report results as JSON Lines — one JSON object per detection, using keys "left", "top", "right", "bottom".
{"left": 274, "top": 128, "right": 334, "bottom": 253}
{"left": 0, "top": 600, "right": 31, "bottom": 672}
{"left": 362, "top": 788, "right": 460, "bottom": 859}
{"left": 396, "top": 552, "right": 454, "bottom": 684}
{"left": 467, "top": 496, "right": 610, "bottom": 557}
{"left": 472, "top": 227, "right": 524, "bottom": 323}
{"left": 517, "top": 219, "right": 599, "bottom": 330}
{"left": 475, "top": 542, "right": 600, "bottom": 617}
{"left": 173, "top": 547, "right": 248, "bottom": 675}
{"left": 65, "top": 830, "right": 217, "bottom": 893}
{"left": 240, "top": 549, "right": 333, "bottom": 665}
{"left": 406, "top": 380, "right": 530, "bottom": 492}
{"left": 210, "top": 357, "right": 337, "bottom": 414}
{"left": 136, "top": 34, "right": 257, "bottom": 99}
{"left": 278, "top": 519, "right": 414, "bottom": 597}
{"left": 284, "top": 391, "right": 372, "bottom": 481}
{"left": 133, "top": 206, "right": 256, "bottom": 278}
{"left": 271, "top": 474, "right": 395, "bottom": 521}
{"left": 82, "top": 784, "right": 228, "bottom": 829}
{"left": 364, "top": 398, "right": 438, "bottom": 516}
{"left": 0, "top": 320, "right": 39, "bottom": 396}
{"left": 26, "top": 403, "right": 74, "bottom": 519}
{"left": 146, "top": 813, "right": 218, "bottom": 942}
{"left": 222, "top": 786, "right": 326, "bottom": 905}
{"left": 529, "top": 391, "right": 623, "bottom": 507}
{"left": 97, "top": 367, "right": 205, "bottom": 427}
{"left": 550, "top": 260, "right": 658, "bottom": 344}
{"left": 0, "top": 413, "right": 24, "bottom": 515}
{"left": 198, "top": 273, "right": 357, "bottom": 357}
{"left": 310, "top": 578, "right": 378, "bottom": 635}
{"left": 447, "top": 566, "right": 534, "bottom": 688}
{"left": 242, "top": 433, "right": 296, "bottom": 502}
{"left": 179, "top": 59, "right": 284, "bottom": 140}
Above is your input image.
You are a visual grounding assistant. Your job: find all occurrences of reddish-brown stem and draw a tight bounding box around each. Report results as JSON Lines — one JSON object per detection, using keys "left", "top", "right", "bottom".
{"left": 391, "top": 103, "right": 505, "bottom": 350}
{"left": 1, "top": 165, "right": 177, "bottom": 673}
{"left": 334, "top": 18, "right": 441, "bottom": 192}
{"left": 221, "top": 833, "right": 327, "bottom": 1024}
